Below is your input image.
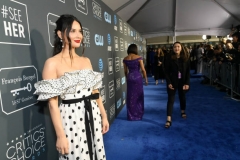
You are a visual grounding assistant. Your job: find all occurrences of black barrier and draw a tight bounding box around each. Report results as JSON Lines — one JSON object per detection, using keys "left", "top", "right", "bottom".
{"left": 202, "top": 61, "right": 240, "bottom": 99}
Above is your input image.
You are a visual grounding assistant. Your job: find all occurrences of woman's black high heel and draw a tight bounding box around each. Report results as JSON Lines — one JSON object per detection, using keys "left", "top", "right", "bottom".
{"left": 181, "top": 112, "right": 187, "bottom": 119}
{"left": 165, "top": 121, "right": 172, "bottom": 128}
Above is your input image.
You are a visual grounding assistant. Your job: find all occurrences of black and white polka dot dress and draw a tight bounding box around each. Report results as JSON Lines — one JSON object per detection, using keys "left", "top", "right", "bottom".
{"left": 34, "top": 69, "right": 106, "bottom": 160}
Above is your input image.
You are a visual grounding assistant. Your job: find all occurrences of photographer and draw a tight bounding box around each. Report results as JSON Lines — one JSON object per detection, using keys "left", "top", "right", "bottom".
{"left": 225, "top": 43, "right": 237, "bottom": 62}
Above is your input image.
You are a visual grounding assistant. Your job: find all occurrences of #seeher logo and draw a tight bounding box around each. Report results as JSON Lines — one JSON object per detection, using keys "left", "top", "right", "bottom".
{"left": 99, "top": 58, "right": 103, "bottom": 72}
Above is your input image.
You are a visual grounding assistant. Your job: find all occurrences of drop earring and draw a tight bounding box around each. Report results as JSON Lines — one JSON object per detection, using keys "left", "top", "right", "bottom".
{"left": 60, "top": 39, "right": 64, "bottom": 48}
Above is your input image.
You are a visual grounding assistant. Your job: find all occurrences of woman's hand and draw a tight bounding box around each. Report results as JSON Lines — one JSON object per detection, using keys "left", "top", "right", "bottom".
{"left": 183, "top": 85, "right": 189, "bottom": 90}
{"left": 56, "top": 136, "right": 69, "bottom": 155}
{"left": 102, "top": 117, "right": 109, "bottom": 134}
{"left": 168, "top": 84, "right": 174, "bottom": 90}
{"left": 145, "top": 80, "right": 148, "bottom": 86}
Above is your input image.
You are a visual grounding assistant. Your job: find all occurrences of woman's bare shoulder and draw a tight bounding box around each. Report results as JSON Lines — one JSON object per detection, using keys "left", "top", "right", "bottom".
{"left": 78, "top": 56, "right": 92, "bottom": 68}
{"left": 123, "top": 56, "right": 129, "bottom": 60}
{"left": 44, "top": 57, "right": 58, "bottom": 67}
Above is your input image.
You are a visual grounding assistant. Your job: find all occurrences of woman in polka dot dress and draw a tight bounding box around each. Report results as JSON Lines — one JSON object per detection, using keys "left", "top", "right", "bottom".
{"left": 34, "top": 14, "right": 109, "bottom": 160}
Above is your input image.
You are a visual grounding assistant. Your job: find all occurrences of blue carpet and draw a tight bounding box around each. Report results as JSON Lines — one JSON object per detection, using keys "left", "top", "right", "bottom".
{"left": 104, "top": 77, "right": 240, "bottom": 160}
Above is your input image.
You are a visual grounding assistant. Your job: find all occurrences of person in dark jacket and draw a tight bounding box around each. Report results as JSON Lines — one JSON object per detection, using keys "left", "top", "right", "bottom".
{"left": 154, "top": 48, "right": 165, "bottom": 84}
{"left": 164, "top": 41, "right": 190, "bottom": 128}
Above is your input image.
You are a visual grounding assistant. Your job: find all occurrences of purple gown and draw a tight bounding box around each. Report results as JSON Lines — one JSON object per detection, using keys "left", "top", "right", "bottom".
{"left": 123, "top": 57, "right": 144, "bottom": 120}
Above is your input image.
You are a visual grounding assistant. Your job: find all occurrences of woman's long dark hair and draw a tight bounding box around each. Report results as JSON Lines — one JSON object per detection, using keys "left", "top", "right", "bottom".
{"left": 53, "top": 14, "right": 85, "bottom": 58}
{"left": 127, "top": 44, "right": 138, "bottom": 55}
{"left": 171, "top": 41, "right": 189, "bottom": 62}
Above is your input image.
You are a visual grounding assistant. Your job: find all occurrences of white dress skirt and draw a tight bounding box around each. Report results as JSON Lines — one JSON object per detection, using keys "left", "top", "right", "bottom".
{"left": 34, "top": 69, "right": 106, "bottom": 160}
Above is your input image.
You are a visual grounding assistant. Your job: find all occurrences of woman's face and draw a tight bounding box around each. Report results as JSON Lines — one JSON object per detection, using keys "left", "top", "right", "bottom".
{"left": 63, "top": 20, "right": 83, "bottom": 48}
{"left": 173, "top": 43, "right": 182, "bottom": 54}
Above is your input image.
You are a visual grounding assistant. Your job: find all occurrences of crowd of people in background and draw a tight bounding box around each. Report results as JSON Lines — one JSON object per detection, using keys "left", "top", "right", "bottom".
{"left": 146, "top": 32, "right": 240, "bottom": 100}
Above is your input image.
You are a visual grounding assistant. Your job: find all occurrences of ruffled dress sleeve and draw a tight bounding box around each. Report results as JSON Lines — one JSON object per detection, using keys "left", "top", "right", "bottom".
{"left": 34, "top": 70, "right": 103, "bottom": 101}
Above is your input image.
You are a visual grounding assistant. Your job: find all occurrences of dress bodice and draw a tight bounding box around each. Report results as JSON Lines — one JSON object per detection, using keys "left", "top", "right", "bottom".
{"left": 34, "top": 69, "right": 103, "bottom": 100}
{"left": 123, "top": 57, "right": 142, "bottom": 73}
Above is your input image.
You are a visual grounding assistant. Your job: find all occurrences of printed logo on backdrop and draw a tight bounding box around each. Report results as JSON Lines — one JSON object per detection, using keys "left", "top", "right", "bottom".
{"left": 108, "top": 58, "right": 113, "bottom": 75}
{"left": 121, "top": 58, "right": 124, "bottom": 68}
{"left": 104, "top": 11, "right": 111, "bottom": 24}
{"left": 125, "top": 41, "right": 128, "bottom": 51}
{"left": 114, "top": 36, "right": 119, "bottom": 51}
{"left": 122, "top": 92, "right": 126, "bottom": 105}
{"left": 115, "top": 57, "right": 120, "bottom": 72}
{"left": 113, "top": 15, "right": 117, "bottom": 31}
{"left": 99, "top": 85, "right": 106, "bottom": 104}
{"left": 108, "top": 80, "right": 114, "bottom": 98}
{"left": 120, "top": 38, "right": 124, "bottom": 51}
{"left": 99, "top": 58, "right": 103, "bottom": 72}
{"left": 5, "top": 124, "right": 46, "bottom": 160}
{"left": 110, "top": 104, "right": 115, "bottom": 121}
{"left": 117, "top": 98, "right": 122, "bottom": 109}
{"left": 128, "top": 27, "right": 131, "bottom": 36}
{"left": 74, "top": 0, "right": 88, "bottom": 15}
{"left": 119, "top": 19, "right": 123, "bottom": 33}
{"left": 92, "top": 0, "right": 102, "bottom": 21}
{"left": 116, "top": 78, "right": 121, "bottom": 91}
{"left": 95, "top": 34, "right": 104, "bottom": 46}
{"left": 0, "top": 66, "right": 38, "bottom": 115}
{"left": 47, "top": 13, "right": 59, "bottom": 47}
{"left": 121, "top": 76, "right": 126, "bottom": 85}
{"left": 130, "top": 30, "right": 133, "bottom": 37}
{"left": 124, "top": 23, "right": 127, "bottom": 35}
{"left": 82, "top": 27, "right": 90, "bottom": 47}
{"left": 0, "top": 0, "right": 30, "bottom": 45}
{"left": 107, "top": 33, "right": 111, "bottom": 51}
{"left": 59, "top": 0, "right": 65, "bottom": 3}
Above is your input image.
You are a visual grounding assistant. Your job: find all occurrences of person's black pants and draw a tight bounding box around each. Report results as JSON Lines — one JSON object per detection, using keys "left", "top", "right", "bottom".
{"left": 166, "top": 81, "right": 188, "bottom": 116}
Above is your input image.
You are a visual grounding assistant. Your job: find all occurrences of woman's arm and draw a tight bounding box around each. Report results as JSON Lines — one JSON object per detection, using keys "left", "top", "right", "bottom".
{"left": 42, "top": 58, "right": 69, "bottom": 154}
{"left": 185, "top": 58, "right": 191, "bottom": 85}
{"left": 86, "top": 57, "right": 109, "bottom": 134}
{"left": 92, "top": 89, "right": 109, "bottom": 134}
{"left": 139, "top": 59, "right": 148, "bottom": 85}
{"left": 123, "top": 62, "right": 128, "bottom": 78}
{"left": 183, "top": 58, "right": 190, "bottom": 90}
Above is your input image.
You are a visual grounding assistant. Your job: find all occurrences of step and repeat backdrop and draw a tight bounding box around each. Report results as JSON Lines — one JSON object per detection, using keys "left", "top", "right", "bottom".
{"left": 0, "top": 0, "right": 146, "bottom": 159}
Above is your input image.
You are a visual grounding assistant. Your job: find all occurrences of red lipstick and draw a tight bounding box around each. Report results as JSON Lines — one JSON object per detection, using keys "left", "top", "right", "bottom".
{"left": 74, "top": 40, "right": 81, "bottom": 43}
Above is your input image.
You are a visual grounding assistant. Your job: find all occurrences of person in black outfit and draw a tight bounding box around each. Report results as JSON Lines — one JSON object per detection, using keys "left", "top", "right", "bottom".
{"left": 164, "top": 42, "right": 190, "bottom": 128}
{"left": 154, "top": 48, "right": 165, "bottom": 84}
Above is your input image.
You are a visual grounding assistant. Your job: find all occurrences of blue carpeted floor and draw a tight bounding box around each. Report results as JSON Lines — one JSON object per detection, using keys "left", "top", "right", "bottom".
{"left": 103, "top": 76, "right": 240, "bottom": 160}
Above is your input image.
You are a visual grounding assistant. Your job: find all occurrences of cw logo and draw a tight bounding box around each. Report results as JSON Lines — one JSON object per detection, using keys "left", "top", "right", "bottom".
{"left": 104, "top": 12, "right": 111, "bottom": 24}
{"left": 95, "top": 34, "right": 104, "bottom": 46}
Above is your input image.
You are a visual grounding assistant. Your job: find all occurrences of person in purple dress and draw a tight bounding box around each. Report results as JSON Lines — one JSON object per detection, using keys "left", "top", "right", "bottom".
{"left": 123, "top": 44, "right": 148, "bottom": 121}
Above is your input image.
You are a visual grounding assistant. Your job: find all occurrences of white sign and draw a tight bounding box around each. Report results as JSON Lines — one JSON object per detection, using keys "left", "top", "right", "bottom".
{"left": 75, "top": 0, "right": 88, "bottom": 15}
{"left": 0, "top": 66, "right": 38, "bottom": 115}
{"left": 0, "top": 0, "right": 31, "bottom": 45}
